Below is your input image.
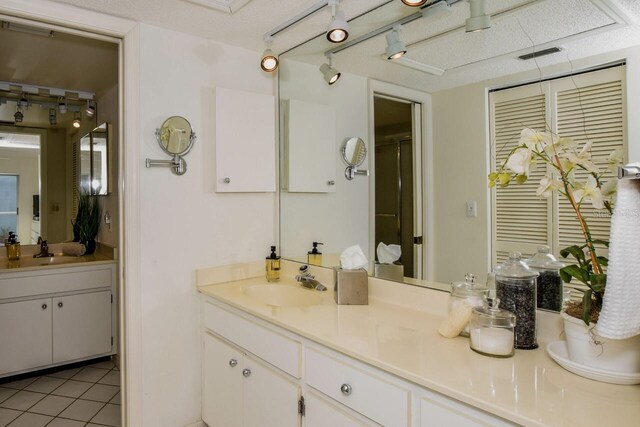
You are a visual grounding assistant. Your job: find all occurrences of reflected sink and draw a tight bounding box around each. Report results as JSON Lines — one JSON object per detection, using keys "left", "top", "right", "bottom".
{"left": 243, "top": 284, "right": 323, "bottom": 308}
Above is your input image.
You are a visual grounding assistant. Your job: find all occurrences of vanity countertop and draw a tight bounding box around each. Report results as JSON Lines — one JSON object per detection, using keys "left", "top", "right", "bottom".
{"left": 197, "top": 264, "right": 640, "bottom": 427}
{"left": 0, "top": 244, "right": 116, "bottom": 273}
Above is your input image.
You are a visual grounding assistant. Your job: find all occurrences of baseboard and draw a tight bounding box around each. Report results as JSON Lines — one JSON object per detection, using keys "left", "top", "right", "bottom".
{"left": 184, "top": 421, "right": 207, "bottom": 427}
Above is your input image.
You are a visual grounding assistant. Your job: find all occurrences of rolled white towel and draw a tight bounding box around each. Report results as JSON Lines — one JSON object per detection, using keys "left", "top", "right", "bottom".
{"left": 62, "top": 242, "right": 86, "bottom": 257}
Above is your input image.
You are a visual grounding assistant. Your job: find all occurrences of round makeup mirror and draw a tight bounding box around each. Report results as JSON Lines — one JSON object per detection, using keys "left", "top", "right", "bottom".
{"left": 157, "top": 116, "right": 196, "bottom": 156}
{"left": 342, "top": 137, "right": 367, "bottom": 167}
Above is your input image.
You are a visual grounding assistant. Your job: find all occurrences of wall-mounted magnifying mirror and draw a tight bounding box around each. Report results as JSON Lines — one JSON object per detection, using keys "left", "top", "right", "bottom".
{"left": 342, "top": 137, "right": 369, "bottom": 180}
{"left": 146, "top": 116, "right": 196, "bottom": 175}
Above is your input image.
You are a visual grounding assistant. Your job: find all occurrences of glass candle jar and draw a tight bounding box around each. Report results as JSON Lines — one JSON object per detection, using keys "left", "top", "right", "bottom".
{"left": 495, "top": 252, "right": 539, "bottom": 349}
{"left": 448, "top": 273, "right": 488, "bottom": 336}
{"left": 525, "top": 245, "right": 564, "bottom": 312}
{"left": 470, "top": 298, "right": 516, "bottom": 358}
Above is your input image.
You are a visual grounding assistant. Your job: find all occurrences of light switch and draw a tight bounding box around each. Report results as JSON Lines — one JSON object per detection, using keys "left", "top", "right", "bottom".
{"left": 466, "top": 201, "right": 477, "bottom": 218}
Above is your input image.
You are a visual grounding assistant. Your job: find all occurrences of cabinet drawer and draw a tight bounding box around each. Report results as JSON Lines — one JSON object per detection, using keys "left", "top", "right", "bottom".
{"left": 305, "top": 347, "right": 410, "bottom": 427}
{"left": 203, "top": 300, "right": 301, "bottom": 378}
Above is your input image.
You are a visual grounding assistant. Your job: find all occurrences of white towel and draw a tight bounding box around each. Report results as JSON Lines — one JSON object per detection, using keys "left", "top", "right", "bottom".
{"left": 597, "top": 163, "right": 640, "bottom": 339}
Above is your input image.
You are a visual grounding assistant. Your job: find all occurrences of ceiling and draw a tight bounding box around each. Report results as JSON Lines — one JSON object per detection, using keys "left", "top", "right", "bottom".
{"left": 44, "top": 0, "right": 640, "bottom": 92}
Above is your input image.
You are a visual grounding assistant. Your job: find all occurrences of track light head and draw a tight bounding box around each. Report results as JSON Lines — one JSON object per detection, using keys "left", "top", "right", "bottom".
{"left": 58, "top": 97, "right": 67, "bottom": 114}
{"left": 319, "top": 55, "right": 341, "bottom": 85}
{"left": 260, "top": 49, "right": 279, "bottom": 72}
{"left": 400, "top": 0, "right": 427, "bottom": 6}
{"left": 73, "top": 112, "right": 81, "bottom": 128}
{"left": 14, "top": 108, "right": 23, "bottom": 124}
{"left": 466, "top": 0, "right": 491, "bottom": 33}
{"left": 385, "top": 27, "right": 407, "bottom": 60}
{"left": 85, "top": 100, "right": 96, "bottom": 117}
{"left": 49, "top": 108, "right": 57, "bottom": 126}
{"left": 326, "top": 0, "right": 349, "bottom": 43}
{"left": 17, "top": 94, "right": 29, "bottom": 109}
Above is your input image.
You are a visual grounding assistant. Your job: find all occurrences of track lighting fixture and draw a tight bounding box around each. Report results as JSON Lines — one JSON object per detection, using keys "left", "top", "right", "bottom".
{"left": 385, "top": 26, "right": 407, "bottom": 60}
{"left": 319, "top": 54, "right": 341, "bottom": 85}
{"left": 466, "top": 0, "right": 491, "bottom": 33}
{"left": 58, "top": 97, "right": 67, "bottom": 114}
{"left": 73, "top": 112, "right": 81, "bottom": 128}
{"left": 14, "top": 107, "right": 23, "bottom": 124}
{"left": 49, "top": 108, "right": 57, "bottom": 126}
{"left": 400, "top": 0, "right": 427, "bottom": 6}
{"left": 326, "top": 0, "right": 349, "bottom": 43}
{"left": 85, "top": 99, "right": 96, "bottom": 117}
{"left": 17, "top": 93, "right": 29, "bottom": 109}
{"left": 260, "top": 36, "right": 279, "bottom": 72}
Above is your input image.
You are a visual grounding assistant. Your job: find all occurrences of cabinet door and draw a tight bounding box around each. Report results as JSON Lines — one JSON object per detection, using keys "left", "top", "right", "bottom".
{"left": 203, "top": 333, "right": 243, "bottom": 427}
{"left": 304, "top": 392, "right": 378, "bottom": 427}
{"left": 243, "top": 354, "right": 300, "bottom": 427}
{"left": 0, "top": 299, "right": 52, "bottom": 375}
{"left": 420, "top": 395, "right": 514, "bottom": 427}
{"left": 52, "top": 291, "right": 112, "bottom": 363}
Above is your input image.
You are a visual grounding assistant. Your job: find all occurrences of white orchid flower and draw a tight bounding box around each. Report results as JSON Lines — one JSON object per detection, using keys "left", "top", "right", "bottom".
{"left": 606, "top": 148, "right": 624, "bottom": 172}
{"left": 544, "top": 137, "right": 577, "bottom": 157}
{"left": 567, "top": 142, "right": 600, "bottom": 174}
{"left": 601, "top": 179, "right": 617, "bottom": 200}
{"left": 519, "top": 128, "right": 557, "bottom": 152}
{"left": 536, "top": 176, "right": 563, "bottom": 197}
{"left": 573, "top": 175, "right": 604, "bottom": 210}
{"left": 506, "top": 147, "right": 533, "bottom": 176}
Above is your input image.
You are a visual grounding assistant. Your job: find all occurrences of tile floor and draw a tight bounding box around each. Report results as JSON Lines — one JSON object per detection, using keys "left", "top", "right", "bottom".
{"left": 0, "top": 359, "right": 120, "bottom": 427}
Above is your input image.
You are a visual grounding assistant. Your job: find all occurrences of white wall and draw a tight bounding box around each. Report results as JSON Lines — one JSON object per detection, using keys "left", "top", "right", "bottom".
{"left": 96, "top": 84, "right": 119, "bottom": 248}
{"left": 432, "top": 46, "right": 640, "bottom": 284}
{"left": 279, "top": 59, "right": 369, "bottom": 261}
{"left": 137, "top": 24, "right": 276, "bottom": 427}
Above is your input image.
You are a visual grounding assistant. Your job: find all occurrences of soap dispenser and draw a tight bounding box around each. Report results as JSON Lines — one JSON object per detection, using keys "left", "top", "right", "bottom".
{"left": 307, "top": 242, "right": 323, "bottom": 266}
{"left": 265, "top": 246, "right": 281, "bottom": 282}
{"left": 4, "top": 232, "right": 20, "bottom": 261}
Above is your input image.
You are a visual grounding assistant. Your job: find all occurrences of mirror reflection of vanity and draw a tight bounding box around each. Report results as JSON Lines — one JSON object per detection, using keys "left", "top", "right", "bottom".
{"left": 278, "top": 0, "right": 639, "bottom": 304}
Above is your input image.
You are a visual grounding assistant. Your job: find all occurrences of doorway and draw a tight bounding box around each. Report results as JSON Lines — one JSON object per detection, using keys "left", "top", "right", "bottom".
{"left": 373, "top": 95, "right": 423, "bottom": 280}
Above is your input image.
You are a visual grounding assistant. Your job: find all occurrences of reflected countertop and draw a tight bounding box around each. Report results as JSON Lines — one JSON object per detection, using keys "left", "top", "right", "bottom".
{"left": 197, "top": 268, "right": 640, "bottom": 427}
{"left": 0, "top": 243, "right": 116, "bottom": 273}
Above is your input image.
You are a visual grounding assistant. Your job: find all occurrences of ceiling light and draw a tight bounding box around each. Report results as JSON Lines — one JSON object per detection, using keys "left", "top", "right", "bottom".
{"left": 17, "top": 94, "right": 29, "bottom": 109}
{"left": 260, "top": 36, "right": 279, "bottom": 72}
{"left": 385, "top": 26, "right": 407, "bottom": 60}
{"left": 14, "top": 108, "right": 23, "bottom": 124}
{"left": 85, "top": 100, "right": 96, "bottom": 117}
{"left": 73, "top": 112, "right": 81, "bottom": 128}
{"left": 400, "top": 0, "right": 427, "bottom": 6}
{"left": 49, "top": 108, "right": 57, "bottom": 126}
{"left": 319, "top": 54, "right": 341, "bottom": 85}
{"left": 326, "top": 0, "right": 349, "bottom": 43}
{"left": 466, "top": 0, "right": 491, "bottom": 33}
{"left": 58, "top": 97, "right": 67, "bottom": 114}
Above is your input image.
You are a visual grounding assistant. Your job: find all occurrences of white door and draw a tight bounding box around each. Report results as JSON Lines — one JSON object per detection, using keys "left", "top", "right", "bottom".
{"left": 0, "top": 298, "right": 52, "bottom": 375}
{"left": 243, "top": 354, "right": 301, "bottom": 427}
{"left": 52, "top": 291, "right": 112, "bottom": 363}
{"left": 304, "top": 392, "right": 377, "bottom": 427}
{"left": 202, "top": 333, "right": 243, "bottom": 427}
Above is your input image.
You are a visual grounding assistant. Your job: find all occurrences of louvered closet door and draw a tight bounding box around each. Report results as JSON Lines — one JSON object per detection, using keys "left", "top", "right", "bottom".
{"left": 490, "top": 84, "right": 552, "bottom": 265}
{"left": 551, "top": 66, "right": 626, "bottom": 296}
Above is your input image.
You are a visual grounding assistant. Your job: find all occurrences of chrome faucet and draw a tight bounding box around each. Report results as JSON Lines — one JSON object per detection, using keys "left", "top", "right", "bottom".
{"left": 295, "top": 265, "right": 327, "bottom": 291}
{"left": 33, "top": 237, "right": 53, "bottom": 258}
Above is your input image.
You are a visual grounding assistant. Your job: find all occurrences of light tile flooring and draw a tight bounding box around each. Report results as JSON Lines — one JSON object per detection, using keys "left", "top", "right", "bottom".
{"left": 0, "top": 359, "right": 120, "bottom": 427}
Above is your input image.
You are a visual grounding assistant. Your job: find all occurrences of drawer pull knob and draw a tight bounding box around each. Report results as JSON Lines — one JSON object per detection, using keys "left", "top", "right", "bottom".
{"left": 242, "top": 368, "right": 251, "bottom": 378}
{"left": 58, "top": 302, "right": 63, "bottom": 308}
{"left": 340, "top": 383, "right": 352, "bottom": 396}
{"left": 224, "top": 177, "right": 231, "bottom": 184}
{"left": 229, "top": 359, "right": 238, "bottom": 367}
{"left": 42, "top": 303, "right": 47, "bottom": 310}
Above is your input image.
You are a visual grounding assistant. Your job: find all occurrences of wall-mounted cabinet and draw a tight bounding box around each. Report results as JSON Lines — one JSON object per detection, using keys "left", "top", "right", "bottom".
{"left": 214, "top": 87, "right": 276, "bottom": 193}
{"left": 282, "top": 99, "right": 337, "bottom": 193}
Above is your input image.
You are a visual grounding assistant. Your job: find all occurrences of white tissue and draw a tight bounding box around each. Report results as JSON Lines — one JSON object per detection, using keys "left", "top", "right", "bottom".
{"left": 340, "top": 245, "right": 368, "bottom": 270}
{"left": 377, "top": 242, "right": 401, "bottom": 264}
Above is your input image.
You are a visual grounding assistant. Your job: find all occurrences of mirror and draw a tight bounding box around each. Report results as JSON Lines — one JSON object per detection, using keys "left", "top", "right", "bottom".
{"left": 158, "top": 116, "right": 195, "bottom": 156}
{"left": 80, "top": 123, "right": 111, "bottom": 196}
{"left": 342, "top": 137, "right": 366, "bottom": 167}
{"left": 278, "top": 0, "right": 639, "bottom": 300}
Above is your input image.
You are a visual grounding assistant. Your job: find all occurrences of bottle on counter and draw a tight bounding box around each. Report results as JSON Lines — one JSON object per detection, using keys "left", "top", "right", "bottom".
{"left": 4, "top": 232, "right": 21, "bottom": 261}
{"left": 448, "top": 273, "right": 488, "bottom": 336}
{"left": 307, "top": 242, "right": 323, "bottom": 266}
{"left": 265, "top": 246, "right": 281, "bottom": 282}
{"left": 494, "top": 252, "right": 539, "bottom": 349}
{"left": 469, "top": 297, "right": 516, "bottom": 358}
{"left": 524, "top": 245, "right": 564, "bottom": 312}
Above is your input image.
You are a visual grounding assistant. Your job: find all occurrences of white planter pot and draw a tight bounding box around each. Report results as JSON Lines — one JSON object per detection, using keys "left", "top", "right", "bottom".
{"left": 562, "top": 312, "right": 640, "bottom": 374}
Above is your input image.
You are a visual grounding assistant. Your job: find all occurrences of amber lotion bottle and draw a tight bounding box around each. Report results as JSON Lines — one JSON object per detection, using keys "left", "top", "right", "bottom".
{"left": 266, "top": 246, "right": 281, "bottom": 282}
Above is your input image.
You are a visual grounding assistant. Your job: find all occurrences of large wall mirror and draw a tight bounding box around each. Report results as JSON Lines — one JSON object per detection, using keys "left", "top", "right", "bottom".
{"left": 279, "top": 0, "right": 640, "bottom": 297}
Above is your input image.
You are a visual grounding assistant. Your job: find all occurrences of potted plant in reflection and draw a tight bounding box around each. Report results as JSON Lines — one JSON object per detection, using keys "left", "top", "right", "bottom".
{"left": 73, "top": 191, "right": 101, "bottom": 255}
{"left": 488, "top": 128, "right": 640, "bottom": 372}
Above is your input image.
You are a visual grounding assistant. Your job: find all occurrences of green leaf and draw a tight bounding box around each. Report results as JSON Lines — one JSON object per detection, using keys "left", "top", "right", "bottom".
{"left": 560, "top": 245, "right": 586, "bottom": 265}
{"left": 488, "top": 172, "right": 498, "bottom": 181}
{"left": 589, "top": 274, "right": 607, "bottom": 293}
{"left": 516, "top": 174, "right": 528, "bottom": 184}
{"left": 582, "top": 290, "right": 593, "bottom": 325}
{"left": 488, "top": 180, "right": 496, "bottom": 189}
{"left": 559, "top": 268, "right": 572, "bottom": 284}
{"left": 591, "top": 239, "right": 610, "bottom": 248}
{"left": 560, "top": 265, "right": 590, "bottom": 284}
{"left": 596, "top": 256, "right": 608, "bottom": 267}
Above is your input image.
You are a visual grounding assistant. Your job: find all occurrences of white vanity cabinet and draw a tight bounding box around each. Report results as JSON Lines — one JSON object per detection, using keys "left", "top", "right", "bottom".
{"left": 0, "top": 262, "right": 117, "bottom": 378}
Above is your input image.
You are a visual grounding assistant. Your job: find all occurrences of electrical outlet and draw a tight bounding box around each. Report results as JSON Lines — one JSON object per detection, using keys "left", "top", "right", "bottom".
{"left": 466, "top": 201, "right": 477, "bottom": 218}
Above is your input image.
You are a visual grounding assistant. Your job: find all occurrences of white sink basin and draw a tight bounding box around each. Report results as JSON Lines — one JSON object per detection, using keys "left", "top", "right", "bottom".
{"left": 243, "top": 284, "right": 323, "bottom": 308}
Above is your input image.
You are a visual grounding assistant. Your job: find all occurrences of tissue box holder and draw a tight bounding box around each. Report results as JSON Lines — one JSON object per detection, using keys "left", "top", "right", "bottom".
{"left": 374, "top": 262, "right": 404, "bottom": 282}
{"left": 334, "top": 267, "right": 368, "bottom": 305}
